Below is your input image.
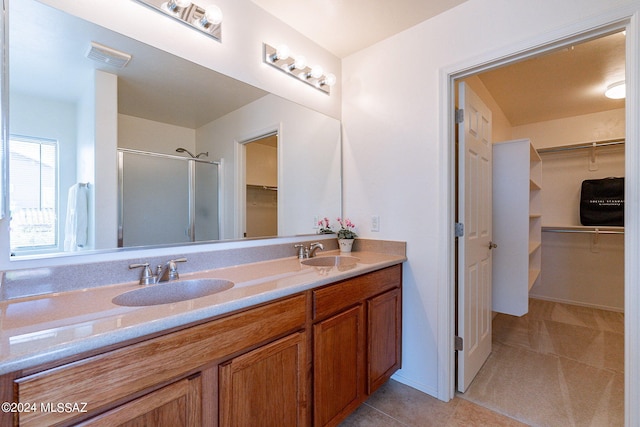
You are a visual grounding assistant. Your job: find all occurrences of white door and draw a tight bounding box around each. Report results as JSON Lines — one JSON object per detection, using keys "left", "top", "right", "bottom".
{"left": 457, "top": 82, "right": 493, "bottom": 392}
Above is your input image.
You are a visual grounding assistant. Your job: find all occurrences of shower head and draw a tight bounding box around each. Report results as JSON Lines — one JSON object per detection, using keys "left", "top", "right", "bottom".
{"left": 176, "top": 147, "right": 197, "bottom": 158}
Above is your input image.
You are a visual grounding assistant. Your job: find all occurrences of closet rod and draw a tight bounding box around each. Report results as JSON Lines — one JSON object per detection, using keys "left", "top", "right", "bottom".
{"left": 537, "top": 138, "right": 625, "bottom": 154}
{"left": 542, "top": 226, "right": 624, "bottom": 235}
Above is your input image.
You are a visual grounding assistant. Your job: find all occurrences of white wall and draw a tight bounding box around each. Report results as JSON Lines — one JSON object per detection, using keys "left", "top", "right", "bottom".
{"left": 341, "top": 0, "right": 640, "bottom": 399}
{"left": 93, "top": 71, "right": 119, "bottom": 250}
{"left": 513, "top": 108, "right": 626, "bottom": 148}
{"left": 118, "top": 115, "right": 196, "bottom": 155}
{"left": 198, "top": 94, "right": 341, "bottom": 239}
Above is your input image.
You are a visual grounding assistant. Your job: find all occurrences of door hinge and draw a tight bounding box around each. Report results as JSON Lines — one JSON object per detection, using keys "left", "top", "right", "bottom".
{"left": 455, "top": 108, "right": 464, "bottom": 124}
{"left": 455, "top": 222, "right": 464, "bottom": 237}
{"left": 455, "top": 336, "right": 463, "bottom": 351}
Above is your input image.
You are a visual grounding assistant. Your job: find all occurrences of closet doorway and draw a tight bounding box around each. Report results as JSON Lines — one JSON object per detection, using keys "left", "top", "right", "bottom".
{"left": 242, "top": 133, "right": 278, "bottom": 238}
{"left": 454, "top": 28, "right": 626, "bottom": 424}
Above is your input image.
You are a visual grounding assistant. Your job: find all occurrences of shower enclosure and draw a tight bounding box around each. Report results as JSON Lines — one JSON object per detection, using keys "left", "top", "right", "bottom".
{"left": 117, "top": 148, "right": 220, "bottom": 247}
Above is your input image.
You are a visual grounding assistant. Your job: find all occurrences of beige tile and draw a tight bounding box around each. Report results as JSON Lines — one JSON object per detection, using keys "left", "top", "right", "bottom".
{"left": 339, "top": 403, "right": 406, "bottom": 427}
{"left": 363, "top": 380, "right": 459, "bottom": 426}
{"left": 446, "top": 399, "right": 529, "bottom": 427}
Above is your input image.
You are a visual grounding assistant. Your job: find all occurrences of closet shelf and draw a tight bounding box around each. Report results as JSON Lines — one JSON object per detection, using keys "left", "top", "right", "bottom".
{"left": 537, "top": 138, "right": 625, "bottom": 154}
{"left": 247, "top": 184, "right": 278, "bottom": 191}
{"left": 542, "top": 225, "right": 624, "bottom": 234}
{"left": 529, "top": 241, "right": 541, "bottom": 254}
{"left": 529, "top": 179, "right": 541, "bottom": 191}
{"left": 528, "top": 268, "right": 541, "bottom": 290}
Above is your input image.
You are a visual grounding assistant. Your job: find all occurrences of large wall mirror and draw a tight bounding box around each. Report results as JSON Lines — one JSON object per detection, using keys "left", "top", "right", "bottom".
{"left": 6, "top": 0, "right": 342, "bottom": 260}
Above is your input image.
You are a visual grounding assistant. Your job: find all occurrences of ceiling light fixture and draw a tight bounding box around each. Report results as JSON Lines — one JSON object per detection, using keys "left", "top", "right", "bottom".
{"left": 605, "top": 81, "right": 626, "bottom": 99}
{"left": 263, "top": 43, "right": 336, "bottom": 95}
{"left": 86, "top": 42, "right": 132, "bottom": 69}
{"left": 134, "top": 0, "right": 223, "bottom": 41}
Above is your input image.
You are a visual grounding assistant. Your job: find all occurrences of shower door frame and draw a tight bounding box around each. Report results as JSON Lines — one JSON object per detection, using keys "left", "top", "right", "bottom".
{"left": 117, "top": 148, "right": 221, "bottom": 247}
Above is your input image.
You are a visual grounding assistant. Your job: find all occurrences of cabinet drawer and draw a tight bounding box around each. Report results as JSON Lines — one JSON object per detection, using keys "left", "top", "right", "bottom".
{"left": 77, "top": 375, "right": 201, "bottom": 427}
{"left": 15, "top": 294, "right": 306, "bottom": 427}
{"left": 313, "top": 264, "right": 401, "bottom": 320}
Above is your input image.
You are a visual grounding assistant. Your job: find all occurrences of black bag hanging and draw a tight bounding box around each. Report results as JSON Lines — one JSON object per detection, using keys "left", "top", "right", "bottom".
{"left": 580, "top": 177, "right": 624, "bottom": 226}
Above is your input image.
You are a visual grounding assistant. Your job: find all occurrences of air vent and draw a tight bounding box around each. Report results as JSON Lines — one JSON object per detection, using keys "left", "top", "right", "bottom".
{"left": 86, "top": 42, "right": 132, "bottom": 69}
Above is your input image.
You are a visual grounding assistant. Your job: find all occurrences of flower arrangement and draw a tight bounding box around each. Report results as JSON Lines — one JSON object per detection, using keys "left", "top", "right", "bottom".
{"left": 335, "top": 217, "right": 357, "bottom": 240}
{"left": 317, "top": 217, "right": 334, "bottom": 234}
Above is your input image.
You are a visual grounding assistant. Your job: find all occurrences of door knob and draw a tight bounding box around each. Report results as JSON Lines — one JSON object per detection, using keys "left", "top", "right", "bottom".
{"left": 488, "top": 241, "right": 498, "bottom": 249}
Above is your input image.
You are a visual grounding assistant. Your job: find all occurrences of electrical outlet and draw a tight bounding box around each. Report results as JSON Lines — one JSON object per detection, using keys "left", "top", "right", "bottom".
{"left": 371, "top": 215, "right": 380, "bottom": 232}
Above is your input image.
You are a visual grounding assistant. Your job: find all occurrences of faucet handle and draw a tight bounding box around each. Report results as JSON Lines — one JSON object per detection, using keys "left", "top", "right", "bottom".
{"left": 129, "top": 263, "right": 156, "bottom": 285}
{"left": 294, "top": 244, "right": 306, "bottom": 259}
{"left": 165, "top": 258, "right": 187, "bottom": 280}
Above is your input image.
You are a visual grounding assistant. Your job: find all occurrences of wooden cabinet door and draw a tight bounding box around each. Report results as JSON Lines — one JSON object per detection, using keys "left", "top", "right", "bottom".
{"left": 219, "top": 331, "right": 308, "bottom": 427}
{"left": 367, "top": 288, "right": 402, "bottom": 394}
{"left": 313, "top": 305, "right": 365, "bottom": 427}
{"left": 79, "top": 375, "right": 201, "bottom": 427}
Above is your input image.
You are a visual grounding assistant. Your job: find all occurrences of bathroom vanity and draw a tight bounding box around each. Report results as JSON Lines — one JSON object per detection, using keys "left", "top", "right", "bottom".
{"left": 0, "top": 246, "right": 404, "bottom": 426}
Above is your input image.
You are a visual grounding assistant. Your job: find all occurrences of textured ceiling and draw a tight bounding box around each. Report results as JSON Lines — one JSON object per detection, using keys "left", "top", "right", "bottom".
{"left": 477, "top": 31, "right": 626, "bottom": 126}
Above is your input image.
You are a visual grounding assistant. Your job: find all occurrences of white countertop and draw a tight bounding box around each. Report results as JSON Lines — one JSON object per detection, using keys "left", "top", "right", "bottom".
{"left": 0, "top": 250, "right": 405, "bottom": 375}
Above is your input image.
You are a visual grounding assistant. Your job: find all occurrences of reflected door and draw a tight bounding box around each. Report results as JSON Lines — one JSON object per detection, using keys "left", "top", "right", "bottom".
{"left": 244, "top": 134, "right": 278, "bottom": 238}
{"left": 119, "top": 151, "right": 190, "bottom": 247}
{"left": 194, "top": 160, "right": 219, "bottom": 241}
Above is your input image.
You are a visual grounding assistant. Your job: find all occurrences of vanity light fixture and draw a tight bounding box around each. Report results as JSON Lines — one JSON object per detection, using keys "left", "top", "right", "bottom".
{"left": 263, "top": 43, "right": 336, "bottom": 94}
{"left": 605, "top": 81, "right": 625, "bottom": 99}
{"left": 133, "top": 0, "right": 223, "bottom": 41}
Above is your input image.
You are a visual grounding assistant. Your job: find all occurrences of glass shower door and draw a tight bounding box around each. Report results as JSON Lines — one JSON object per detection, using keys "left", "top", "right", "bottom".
{"left": 193, "top": 160, "right": 219, "bottom": 242}
{"left": 119, "top": 151, "right": 190, "bottom": 247}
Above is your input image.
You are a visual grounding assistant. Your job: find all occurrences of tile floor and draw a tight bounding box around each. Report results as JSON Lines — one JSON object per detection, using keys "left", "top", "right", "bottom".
{"left": 340, "top": 299, "right": 624, "bottom": 426}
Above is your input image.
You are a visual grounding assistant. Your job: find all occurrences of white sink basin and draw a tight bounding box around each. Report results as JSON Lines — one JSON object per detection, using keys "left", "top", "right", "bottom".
{"left": 112, "top": 278, "right": 234, "bottom": 307}
{"left": 301, "top": 256, "right": 359, "bottom": 268}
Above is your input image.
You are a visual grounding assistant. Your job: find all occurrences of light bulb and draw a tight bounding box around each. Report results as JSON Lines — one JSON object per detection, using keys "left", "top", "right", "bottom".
{"left": 269, "top": 44, "right": 290, "bottom": 62}
{"left": 276, "top": 45, "right": 290, "bottom": 60}
{"left": 310, "top": 65, "right": 323, "bottom": 79}
{"left": 293, "top": 56, "right": 306, "bottom": 70}
{"left": 162, "top": 0, "right": 191, "bottom": 13}
{"left": 203, "top": 5, "right": 223, "bottom": 25}
{"left": 605, "top": 81, "right": 625, "bottom": 99}
{"left": 322, "top": 73, "right": 337, "bottom": 86}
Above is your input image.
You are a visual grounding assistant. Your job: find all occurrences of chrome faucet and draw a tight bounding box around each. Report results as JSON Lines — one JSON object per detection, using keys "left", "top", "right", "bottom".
{"left": 294, "top": 242, "right": 324, "bottom": 259}
{"left": 157, "top": 258, "right": 188, "bottom": 282}
{"left": 309, "top": 242, "right": 324, "bottom": 258}
{"left": 129, "top": 262, "right": 156, "bottom": 285}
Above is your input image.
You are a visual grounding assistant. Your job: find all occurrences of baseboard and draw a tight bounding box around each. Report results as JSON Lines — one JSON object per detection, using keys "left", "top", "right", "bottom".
{"left": 390, "top": 371, "right": 440, "bottom": 400}
{"left": 528, "top": 295, "right": 624, "bottom": 313}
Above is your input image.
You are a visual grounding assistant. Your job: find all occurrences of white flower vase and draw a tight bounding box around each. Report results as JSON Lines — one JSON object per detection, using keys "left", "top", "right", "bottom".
{"left": 338, "top": 238, "right": 354, "bottom": 253}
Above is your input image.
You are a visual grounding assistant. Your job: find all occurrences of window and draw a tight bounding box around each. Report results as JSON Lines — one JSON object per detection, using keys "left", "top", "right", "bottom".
{"left": 9, "top": 135, "right": 58, "bottom": 251}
